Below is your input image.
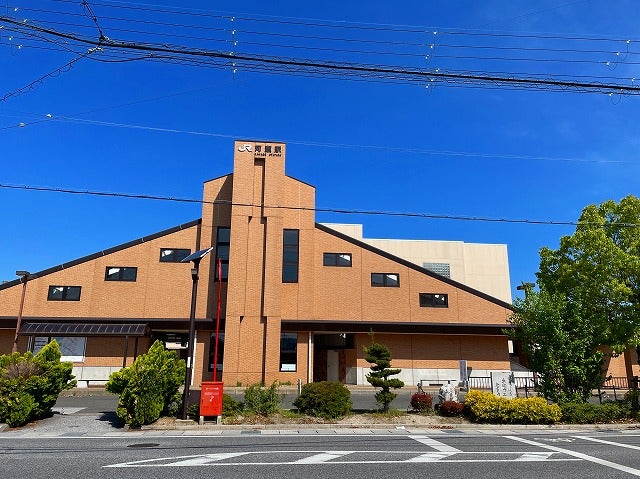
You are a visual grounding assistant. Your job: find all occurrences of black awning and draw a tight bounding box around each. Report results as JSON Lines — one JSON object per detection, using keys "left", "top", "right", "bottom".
{"left": 19, "top": 322, "right": 149, "bottom": 337}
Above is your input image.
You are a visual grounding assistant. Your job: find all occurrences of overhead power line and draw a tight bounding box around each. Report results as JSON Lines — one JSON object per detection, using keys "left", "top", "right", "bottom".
{"left": 1, "top": 15, "right": 639, "bottom": 95}
{"left": 1, "top": 183, "right": 639, "bottom": 228}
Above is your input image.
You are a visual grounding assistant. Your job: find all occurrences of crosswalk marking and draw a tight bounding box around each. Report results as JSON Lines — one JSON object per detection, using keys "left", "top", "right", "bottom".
{"left": 409, "top": 435, "right": 462, "bottom": 452}
{"left": 506, "top": 435, "right": 640, "bottom": 477}
{"left": 293, "top": 452, "right": 352, "bottom": 464}
{"left": 165, "top": 453, "right": 249, "bottom": 466}
{"left": 515, "top": 452, "right": 553, "bottom": 461}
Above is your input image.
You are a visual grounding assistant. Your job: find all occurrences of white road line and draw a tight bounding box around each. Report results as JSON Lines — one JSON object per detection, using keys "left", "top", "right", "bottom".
{"left": 506, "top": 435, "right": 640, "bottom": 477}
{"left": 407, "top": 452, "right": 457, "bottom": 462}
{"left": 165, "top": 453, "right": 250, "bottom": 466}
{"left": 574, "top": 436, "right": 640, "bottom": 451}
{"left": 515, "top": 452, "right": 553, "bottom": 461}
{"left": 293, "top": 452, "right": 352, "bottom": 464}
{"left": 409, "top": 435, "right": 462, "bottom": 452}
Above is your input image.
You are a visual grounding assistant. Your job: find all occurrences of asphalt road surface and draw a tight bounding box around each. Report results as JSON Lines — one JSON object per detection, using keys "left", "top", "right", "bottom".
{"left": 3, "top": 430, "right": 640, "bottom": 478}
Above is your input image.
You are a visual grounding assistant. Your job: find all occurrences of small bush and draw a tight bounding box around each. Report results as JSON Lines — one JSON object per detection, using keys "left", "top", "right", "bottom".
{"left": 243, "top": 381, "right": 281, "bottom": 416}
{"left": 223, "top": 394, "right": 244, "bottom": 416}
{"left": 464, "top": 390, "right": 561, "bottom": 424}
{"left": 410, "top": 393, "right": 433, "bottom": 412}
{"left": 293, "top": 381, "right": 352, "bottom": 419}
{"left": 105, "top": 340, "right": 185, "bottom": 427}
{"left": 439, "top": 400, "right": 465, "bottom": 417}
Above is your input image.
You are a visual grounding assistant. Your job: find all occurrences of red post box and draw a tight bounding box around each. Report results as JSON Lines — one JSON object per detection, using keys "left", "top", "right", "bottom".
{"left": 199, "top": 381, "right": 224, "bottom": 418}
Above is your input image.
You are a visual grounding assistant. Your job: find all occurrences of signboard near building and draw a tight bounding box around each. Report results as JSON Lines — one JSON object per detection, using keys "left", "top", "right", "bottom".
{"left": 491, "top": 371, "right": 517, "bottom": 398}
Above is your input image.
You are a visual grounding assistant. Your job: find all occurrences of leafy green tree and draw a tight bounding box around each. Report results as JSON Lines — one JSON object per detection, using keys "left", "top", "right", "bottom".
{"left": 509, "top": 195, "right": 640, "bottom": 403}
{"left": 537, "top": 195, "right": 640, "bottom": 353}
{"left": 508, "top": 291, "right": 604, "bottom": 403}
{"left": 364, "top": 336, "right": 404, "bottom": 412}
{"left": 106, "top": 340, "right": 185, "bottom": 427}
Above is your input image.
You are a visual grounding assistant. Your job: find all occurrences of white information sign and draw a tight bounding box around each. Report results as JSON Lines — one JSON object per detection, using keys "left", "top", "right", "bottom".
{"left": 491, "top": 371, "right": 517, "bottom": 398}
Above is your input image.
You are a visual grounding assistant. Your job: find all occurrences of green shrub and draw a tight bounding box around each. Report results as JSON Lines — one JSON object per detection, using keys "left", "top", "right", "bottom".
{"left": 439, "top": 400, "right": 464, "bottom": 417}
{"left": 464, "top": 390, "right": 561, "bottom": 424}
{"left": 105, "top": 340, "right": 185, "bottom": 427}
{"left": 560, "top": 401, "right": 629, "bottom": 424}
{"left": 0, "top": 388, "right": 35, "bottom": 428}
{"left": 223, "top": 394, "right": 244, "bottom": 416}
{"left": 410, "top": 393, "right": 433, "bottom": 412}
{"left": 243, "top": 381, "right": 281, "bottom": 416}
{"left": 293, "top": 381, "right": 352, "bottom": 419}
{"left": 0, "top": 341, "right": 76, "bottom": 428}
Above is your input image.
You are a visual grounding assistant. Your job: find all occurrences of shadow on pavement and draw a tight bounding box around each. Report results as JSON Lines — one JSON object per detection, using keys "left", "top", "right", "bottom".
{"left": 96, "top": 411, "right": 125, "bottom": 429}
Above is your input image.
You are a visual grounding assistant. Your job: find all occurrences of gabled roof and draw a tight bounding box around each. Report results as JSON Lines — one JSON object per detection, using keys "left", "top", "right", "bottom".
{"left": 315, "top": 222, "right": 513, "bottom": 310}
{"left": 0, "top": 219, "right": 201, "bottom": 291}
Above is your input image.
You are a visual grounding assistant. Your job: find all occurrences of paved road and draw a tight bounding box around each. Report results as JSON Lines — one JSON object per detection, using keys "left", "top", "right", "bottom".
{"left": 3, "top": 428, "right": 640, "bottom": 478}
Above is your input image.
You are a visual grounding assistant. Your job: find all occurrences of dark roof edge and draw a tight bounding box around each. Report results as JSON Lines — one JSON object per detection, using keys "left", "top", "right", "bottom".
{"left": 315, "top": 223, "right": 514, "bottom": 310}
{"left": 0, "top": 219, "right": 202, "bottom": 291}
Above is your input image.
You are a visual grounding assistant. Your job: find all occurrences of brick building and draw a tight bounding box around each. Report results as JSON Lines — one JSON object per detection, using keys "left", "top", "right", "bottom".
{"left": 1, "top": 140, "right": 533, "bottom": 388}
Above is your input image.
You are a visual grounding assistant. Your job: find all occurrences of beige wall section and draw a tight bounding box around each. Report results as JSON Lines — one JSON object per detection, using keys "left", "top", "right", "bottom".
{"left": 312, "top": 228, "right": 511, "bottom": 324}
{"left": 0, "top": 225, "right": 201, "bottom": 320}
{"left": 322, "top": 223, "right": 512, "bottom": 303}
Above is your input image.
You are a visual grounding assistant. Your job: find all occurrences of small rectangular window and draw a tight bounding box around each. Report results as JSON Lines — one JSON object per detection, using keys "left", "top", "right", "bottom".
{"left": 215, "top": 227, "right": 230, "bottom": 281}
{"left": 47, "top": 286, "right": 82, "bottom": 301}
{"left": 280, "top": 333, "right": 297, "bottom": 372}
{"left": 282, "top": 229, "right": 299, "bottom": 283}
{"left": 105, "top": 266, "right": 137, "bottom": 282}
{"left": 371, "top": 273, "right": 399, "bottom": 287}
{"left": 159, "top": 248, "right": 191, "bottom": 263}
{"left": 323, "top": 253, "right": 352, "bottom": 267}
{"left": 419, "top": 293, "right": 448, "bottom": 308}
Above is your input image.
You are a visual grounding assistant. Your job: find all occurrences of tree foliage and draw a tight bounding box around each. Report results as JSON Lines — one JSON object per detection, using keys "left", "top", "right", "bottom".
{"left": 106, "top": 340, "right": 185, "bottom": 427}
{"left": 364, "top": 335, "right": 404, "bottom": 412}
{"left": 508, "top": 291, "right": 604, "bottom": 403}
{"left": 537, "top": 195, "right": 640, "bottom": 352}
{"left": 509, "top": 195, "right": 640, "bottom": 403}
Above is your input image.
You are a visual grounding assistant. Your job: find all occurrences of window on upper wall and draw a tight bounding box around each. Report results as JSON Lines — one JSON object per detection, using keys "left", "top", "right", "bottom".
{"left": 423, "top": 262, "right": 451, "bottom": 278}
{"left": 282, "top": 229, "right": 299, "bottom": 283}
{"left": 47, "top": 286, "right": 81, "bottom": 301}
{"left": 323, "top": 253, "right": 352, "bottom": 267}
{"left": 280, "top": 333, "right": 297, "bottom": 372}
{"left": 419, "top": 293, "right": 448, "bottom": 308}
{"left": 215, "top": 227, "right": 230, "bottom": 281}
{"left": 105, "top": 266, "right": 138, "bottom": 282}
{"left": 159, "top": 248, "right": 191, "bottom": 263}
{"left": 371, "top": 273, "right": 399, "bottom": 287}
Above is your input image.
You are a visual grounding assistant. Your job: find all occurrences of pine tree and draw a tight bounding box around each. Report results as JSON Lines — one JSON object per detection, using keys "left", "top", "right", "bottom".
{"left": 364, "top": 335, "right": 404, "bottom": 412}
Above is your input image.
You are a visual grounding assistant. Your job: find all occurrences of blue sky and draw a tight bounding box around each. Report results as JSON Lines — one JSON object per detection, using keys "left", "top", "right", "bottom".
{"left": 1, "top": 0, "right": 638, "bottom": 300}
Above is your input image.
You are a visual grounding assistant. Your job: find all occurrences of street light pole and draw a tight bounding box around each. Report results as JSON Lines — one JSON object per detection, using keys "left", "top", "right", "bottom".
{"left": 12, "top": 270, "right": 30, "bottom": 354}
{"left": 180, "top": 247, "right": 214, "bottom": 420}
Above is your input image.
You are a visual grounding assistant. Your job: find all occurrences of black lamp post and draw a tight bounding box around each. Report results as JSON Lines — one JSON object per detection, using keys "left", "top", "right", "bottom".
{"left": 12, "top": 270, "right": 30, "bottom": 353}
{"left": 180, "top": 247, "right": 214, "bottom": 420}
{"left": 516, "top": 282, "right": 535, "bottom": 298}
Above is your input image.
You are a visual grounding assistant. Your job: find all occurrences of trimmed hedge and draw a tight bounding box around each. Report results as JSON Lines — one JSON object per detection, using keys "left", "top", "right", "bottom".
{"left": 464, "top": 390, "right": 561, "bottom": 424}
{"left": 293, "top": 381, "right": 352, "bottom": 419}
{"left": 559, "top": 401, "right": 630, "bottom": 424}
{"left": 439, "top": 400, "right": 465, "bottom": 417}
{"left": 410, "top": 393, "right": 433, "bottom": 412}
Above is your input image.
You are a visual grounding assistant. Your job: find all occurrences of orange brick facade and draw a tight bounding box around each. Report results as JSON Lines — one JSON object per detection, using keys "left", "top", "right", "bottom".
{"left": 2, "top": 140, "right": 635, "bottom": 388}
